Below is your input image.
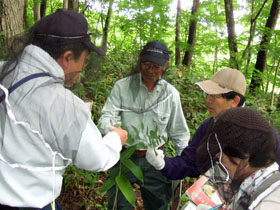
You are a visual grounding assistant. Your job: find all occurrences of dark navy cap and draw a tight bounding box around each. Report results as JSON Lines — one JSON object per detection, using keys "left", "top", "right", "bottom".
{"left": 34, "top": 9, "right": 105, "bottom": 56}
{"left": 140, "top": 40, "right": 171, "bottom": 66}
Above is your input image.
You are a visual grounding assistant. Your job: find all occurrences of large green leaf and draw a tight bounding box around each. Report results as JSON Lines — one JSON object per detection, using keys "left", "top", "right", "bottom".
{"left": 121, "top": 158, "right": 144, "bottom": 183}
{"left": 100, "top": 176, "right": 116, "bottom": 195}
{"left": 120, "top": 145, "right": 137, "bottom": 160}
{"left": 115, "top": 175, "right": 136, "bottom": 208}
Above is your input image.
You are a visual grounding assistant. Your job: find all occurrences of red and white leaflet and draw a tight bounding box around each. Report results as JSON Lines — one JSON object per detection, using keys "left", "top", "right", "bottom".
{"left": 185, "top": 176, "right": 222, "bottom": 207}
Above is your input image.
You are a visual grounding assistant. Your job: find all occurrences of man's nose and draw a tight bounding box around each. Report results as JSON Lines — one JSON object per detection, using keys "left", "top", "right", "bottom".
{"left": 205, "top": 96, "right": 212, "bottom": 103}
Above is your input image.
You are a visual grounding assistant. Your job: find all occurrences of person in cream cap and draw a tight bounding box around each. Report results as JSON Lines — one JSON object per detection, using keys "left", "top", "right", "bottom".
{"left": 146, "top": 67, "right": 280, "bottom": 182}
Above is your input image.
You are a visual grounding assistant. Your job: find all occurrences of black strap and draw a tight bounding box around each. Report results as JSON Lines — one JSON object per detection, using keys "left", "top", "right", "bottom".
{"left": 0, "top": 73, "right": 50, "bottom": 103}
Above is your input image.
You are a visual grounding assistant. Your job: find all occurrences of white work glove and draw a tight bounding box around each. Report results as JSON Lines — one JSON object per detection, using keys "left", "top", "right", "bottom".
{"left": 104, "top": 121, "right": 121, "bottom": 134}
{"left": 103, "top": 123, "right": 115, "bottom": 134}
{"left": 146, "top": 147, "right": 165, "bottom": 170}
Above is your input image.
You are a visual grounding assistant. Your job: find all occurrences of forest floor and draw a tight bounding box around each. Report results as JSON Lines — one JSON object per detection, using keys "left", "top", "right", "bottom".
{"left": 57, "top": 172, "right": 192, "bottom": 210}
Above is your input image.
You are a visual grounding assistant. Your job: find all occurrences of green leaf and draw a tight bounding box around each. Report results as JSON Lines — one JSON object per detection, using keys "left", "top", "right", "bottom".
{"left": 116, "top": 176, "right": 136, "bottom": 208}
{"left": 131, "top": 125, "right": 139, "bottom": 135}
{"left": 137, "top": 142, "right": 147, "bottom": 149}
{"left": 120, "top": 164, "right": 130, "bottom": 175}
{"left": 141, "top": 122, "right": 144, "bottom": 131}
{"left": 120, "top": 145, "right": 137, "bottom": 160}
{"left": 83, "top": 173, "right": 92, "bottom": 182}
{"left": 121, "top": 158, "right": 144, "bottom": 183}
{"left": 100, "top": 176, "right": 116, "bottom": 195}
{"left": 108, "top": 165, "right": 120, "bottom": 178}
{"left": 126, "top": 133, "right": 135, "bottom": 145}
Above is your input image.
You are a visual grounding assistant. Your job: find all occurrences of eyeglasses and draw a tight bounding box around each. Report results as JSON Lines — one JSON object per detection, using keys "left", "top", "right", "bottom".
{"left": 141, "top": 62, "right": 162, "bottom": 71}
{"left": 204, "top": 93, "right": 223, "bottom": 99}
{"left": 207, "top": 132, "right": 230, "bottom": 184}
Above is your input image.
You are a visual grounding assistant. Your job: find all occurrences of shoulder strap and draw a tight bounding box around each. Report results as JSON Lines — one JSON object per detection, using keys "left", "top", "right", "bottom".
{"left": 248, "top": 171, "right": 280, "bottom": 209}
{"left": 0, "top": 73, "right": 50, "bottom": 103}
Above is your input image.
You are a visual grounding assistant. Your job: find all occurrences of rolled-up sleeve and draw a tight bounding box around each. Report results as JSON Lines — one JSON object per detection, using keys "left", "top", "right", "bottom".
{"left": 167, "top": 90, "right": 190, "bottom": 155}
{"left": 98, "top": 83, "right": 122, "bottom": 135}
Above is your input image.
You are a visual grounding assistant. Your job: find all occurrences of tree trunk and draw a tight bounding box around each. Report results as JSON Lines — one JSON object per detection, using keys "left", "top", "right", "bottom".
{"left": 182, "top": 0, "right": 199, "bottom": 69}
{"left": 265, "top": 58, "right": 276, "bottom": 94}
{"left": 0, "top": 0, "right": 27, "bottom": 53}
{"left": 243, "top": 0, "right": 267, "bottom": 76}
{"left": 101, "top": 0, "right": 114, "bottom": 52}
{"left": 34, "top": 0, "right": 47, "bottom": 21}
{"left": 175, "top": 0, "right": 181, "bottom": 66}
{"left": 224, "top": 0, "right": 239, "bottom": 70}
{"left": 40, "top": 0, "right": 47, "bottom": 17}
{"left": 249, "top": 0, "right": 280, "bottom": 92}
{"left": 63, "top": 0, "right": 69, "bottom": 10}
{"left": 270, "top": 59, "right": 280, "bottom": 109}
{"left": 69, "top": 0, "right": 79, "bottom": 11}
{"left": 242, "top": 0, "right": 267, "bottom": 63}
{"left": 277, "top": 94, "right": 280, "bottom": 109}
{"left": 34, "top": 0, "right": 40, "bottom": 21}
{"left": 80, "top": 0, "right": 89, "bottom": 14}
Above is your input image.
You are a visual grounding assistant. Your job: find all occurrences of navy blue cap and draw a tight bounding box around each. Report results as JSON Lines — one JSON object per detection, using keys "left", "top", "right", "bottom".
{"left": 34, "top": 9, "right": 105, "bottom": 56}
{"left": 140, "top": 40, "right": 171, "bottom": 66}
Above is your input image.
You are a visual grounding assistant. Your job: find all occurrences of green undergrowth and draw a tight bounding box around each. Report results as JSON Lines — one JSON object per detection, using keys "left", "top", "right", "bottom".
{"left": 62, "top": 54, "right": 280, "bottom": 209}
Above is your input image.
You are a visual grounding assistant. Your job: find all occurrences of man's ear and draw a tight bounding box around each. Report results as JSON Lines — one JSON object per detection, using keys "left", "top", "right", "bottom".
{"left": 232, "top": 95, "right": 241, "bottom": 108}
{"left": 162, "top": 61, "right": 169, "bottom": 74}
{"left": 163, "top": 61, "right": 169, "bottom": 70}
{"left": 56, "top": 50, "right": 73, "bottom": 71}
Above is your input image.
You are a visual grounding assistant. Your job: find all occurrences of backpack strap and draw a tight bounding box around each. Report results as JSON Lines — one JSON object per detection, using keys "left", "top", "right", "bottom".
{"left": 0, "top": 73, "right": 50, "bottom": 103}
{"left": 248, "top": 171, "right": 280, "bottom": 210}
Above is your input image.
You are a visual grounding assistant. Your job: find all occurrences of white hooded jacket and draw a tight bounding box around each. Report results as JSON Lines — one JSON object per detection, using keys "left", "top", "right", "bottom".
{"left": 0, "top": 45, "right": 122, "bottom": 208}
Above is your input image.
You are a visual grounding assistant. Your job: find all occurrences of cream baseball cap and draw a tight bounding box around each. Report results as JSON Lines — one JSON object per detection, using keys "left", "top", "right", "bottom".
{"left": 195, "top": 68, "right": 246, "bottom": 96}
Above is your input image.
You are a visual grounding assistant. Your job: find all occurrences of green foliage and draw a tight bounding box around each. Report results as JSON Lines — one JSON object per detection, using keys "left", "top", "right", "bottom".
{"left": 19, "top": 0, "right": 280, "bottom": 208}
{"left": 115, "top": 176, "right": 136, "bottom": 208}
{"left": 100, "top": 144, "right": 143, "bottom": 208}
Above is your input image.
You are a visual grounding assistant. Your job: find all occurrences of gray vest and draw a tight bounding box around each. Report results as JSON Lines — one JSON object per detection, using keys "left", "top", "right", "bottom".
{"left": 234, "top": 171, "right": 280, "bottom": 210}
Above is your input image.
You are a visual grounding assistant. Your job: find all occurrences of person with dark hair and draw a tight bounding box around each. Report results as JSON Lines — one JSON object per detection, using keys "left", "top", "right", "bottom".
{"left": 196, "top": 107, "right": 280, "bottom": 209}
{"left": 98, "top": 40, "right": 190, "bottom": 210}
{"left": 146, "top": 68, "right": 280, "bottom": 180}
{"left": 0, "top": 9, "right": 127, "bottom": 209}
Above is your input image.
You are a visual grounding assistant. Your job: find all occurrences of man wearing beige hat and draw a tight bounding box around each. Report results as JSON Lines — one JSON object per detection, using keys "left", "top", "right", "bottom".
{"left": 146, "top": 67, "right": 280, "bottom": 180}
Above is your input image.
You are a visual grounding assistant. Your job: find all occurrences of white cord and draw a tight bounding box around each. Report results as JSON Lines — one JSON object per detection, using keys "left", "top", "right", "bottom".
{"left": 0, "top": 84, "right": 71, "bottom": 207}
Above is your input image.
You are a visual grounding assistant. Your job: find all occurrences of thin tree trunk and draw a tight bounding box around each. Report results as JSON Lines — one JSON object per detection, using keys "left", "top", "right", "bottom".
{"left": 249, "top": 0, "right": 280, "bottom": 92}
{"left": 175, "top": 0, "right": 181, "bottom": 66}
{"left": 41, "top": 0, "right": 47, "bottom": 17}
{"left": 242, "top": 0, "right": 267, "bottom": 61}
{"left": 277, "top": 94, "right": 280, "bottom": 109}
{"left": 270, "top": 59, "right": 280, "bottom": 109}
{"left": 265, "top": 57, "right": 276, "bottom": 93}
{"left": 69, "top": 0, "right": 79, "bottom": 11}
{"left": 102, "top": 0, "right": 114, "bottom": 52}
{"left": 34, "top": 0, "right": 40, "bottom": 21}
{"left": 182, "top": 0, "right": 200, "bottom": 69}
{"left": 63, "top": 0, "right": 68, "bottom": 10}
{"left": 224, "top": 0, "right": 239, "bottom": 70}
{"left": 80, "top": 0, "right": 89, "bottom": 14}
{"left": 213, "top": 45, "right": 218, "bottom": 74}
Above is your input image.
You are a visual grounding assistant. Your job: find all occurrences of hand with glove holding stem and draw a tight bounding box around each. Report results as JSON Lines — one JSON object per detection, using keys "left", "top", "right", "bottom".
{"left": 145, "top": 147, "right": 165, "bottom": 170}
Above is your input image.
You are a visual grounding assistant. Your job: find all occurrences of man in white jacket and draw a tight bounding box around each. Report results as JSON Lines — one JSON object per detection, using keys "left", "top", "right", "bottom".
{"left": 0, "top": 9, "right": 127, "bottom": 209}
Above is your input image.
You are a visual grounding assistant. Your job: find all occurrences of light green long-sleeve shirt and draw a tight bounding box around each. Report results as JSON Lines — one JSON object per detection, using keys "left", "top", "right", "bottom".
{"left": 98, "top": 73, "right": 190, "bottom": 154}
